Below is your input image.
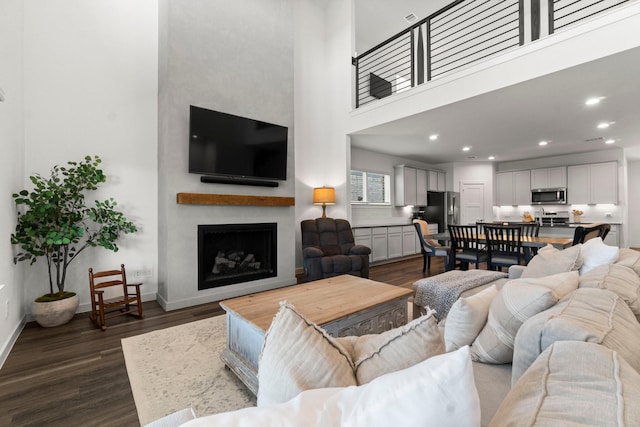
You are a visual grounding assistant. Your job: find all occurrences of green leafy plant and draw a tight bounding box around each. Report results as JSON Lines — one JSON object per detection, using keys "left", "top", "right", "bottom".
{"left": 11, "top": 155, "right": 137, "bottom": 301}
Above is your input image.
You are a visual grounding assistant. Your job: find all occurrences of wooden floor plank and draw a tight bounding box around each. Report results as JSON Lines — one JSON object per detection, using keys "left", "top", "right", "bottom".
{"left": 0, "top": 256, "right": 443, "bottom": 426}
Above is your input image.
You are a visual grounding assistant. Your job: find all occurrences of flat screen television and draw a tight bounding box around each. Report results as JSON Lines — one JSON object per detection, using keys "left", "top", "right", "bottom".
{"left": 189, "top": 105, "right": 288, "bottom": 181}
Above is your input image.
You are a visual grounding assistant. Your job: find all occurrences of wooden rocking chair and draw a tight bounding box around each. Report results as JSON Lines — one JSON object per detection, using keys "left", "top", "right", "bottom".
{"left": 89, "top": 264, "right": 143, "bottom": 330}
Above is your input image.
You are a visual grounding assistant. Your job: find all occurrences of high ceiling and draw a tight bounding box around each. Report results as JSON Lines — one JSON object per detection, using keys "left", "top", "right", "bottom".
{"left": 352, "top": 0, "right": 640, "bottom": 164}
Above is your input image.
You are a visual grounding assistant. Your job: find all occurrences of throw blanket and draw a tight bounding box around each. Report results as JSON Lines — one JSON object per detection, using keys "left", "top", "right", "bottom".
{"left": 413, "top": 270, "right": 507, "bottom": 320}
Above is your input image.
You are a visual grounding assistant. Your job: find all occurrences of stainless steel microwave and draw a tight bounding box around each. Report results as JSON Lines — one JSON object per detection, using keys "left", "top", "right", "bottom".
{"left": 531, "top": 188, "right": 567, "bottom": 205}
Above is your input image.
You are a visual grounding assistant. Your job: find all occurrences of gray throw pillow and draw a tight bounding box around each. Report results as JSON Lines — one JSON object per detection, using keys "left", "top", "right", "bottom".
{"left": 490, "top": 341, "right": 640, "bottom": 427}
{"left": 512, "top": 287, "right": 640, "bottom": 384}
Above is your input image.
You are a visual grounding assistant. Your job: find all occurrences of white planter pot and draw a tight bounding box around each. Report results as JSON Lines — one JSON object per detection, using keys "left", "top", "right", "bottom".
{"left": 32, "top": 295, "right": 79, "bottom": 327}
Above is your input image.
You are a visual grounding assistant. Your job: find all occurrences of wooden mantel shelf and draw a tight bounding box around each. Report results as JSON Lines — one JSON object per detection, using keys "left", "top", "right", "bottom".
{"left": 177, "top": 193, "right": 295, "bottom": 207}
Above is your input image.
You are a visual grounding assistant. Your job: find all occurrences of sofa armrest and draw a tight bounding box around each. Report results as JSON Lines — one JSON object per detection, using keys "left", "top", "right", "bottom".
{"left": 349, "top": 245, "right": 371, "bottom": 256}
{"left": 303, "top": 246, "right": 325, "bottom": 258}
{"left": 508, "top": 265, "right": 526, "bottom": 279}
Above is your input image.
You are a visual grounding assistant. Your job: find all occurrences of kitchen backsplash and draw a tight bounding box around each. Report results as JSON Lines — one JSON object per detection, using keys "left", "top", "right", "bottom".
{"left": 494, "top": 204, "right": 621, "bottom": 223}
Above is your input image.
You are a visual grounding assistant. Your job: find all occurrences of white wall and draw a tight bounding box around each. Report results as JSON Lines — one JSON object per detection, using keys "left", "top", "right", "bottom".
{"left": 21, "top": 1, "right": 159, "bottom": 312}
{"left": 628, "top": 161, "right": 640, "bottom": 247}
{"left": 451, "top": 162, "right": 496, "bottom": 223}
{"left": 0, "top": 0, "right": 26, "bottom": 367}
{"left": 496, "top": 149, "right": 623, "bottom": 171}
{"left": 294, "top": 0, "right": 354, "bottom": 268}
{"left": 350, "top": 147, "right": 442, "bottom": 225}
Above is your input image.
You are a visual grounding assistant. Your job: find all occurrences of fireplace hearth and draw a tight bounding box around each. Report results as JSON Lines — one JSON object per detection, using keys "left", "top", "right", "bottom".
{"left": 198, "top": 223, "right": 277, "bottom": 290}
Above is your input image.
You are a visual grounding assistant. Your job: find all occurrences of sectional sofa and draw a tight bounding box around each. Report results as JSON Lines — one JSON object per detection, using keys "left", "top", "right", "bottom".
{"left": 166, "top": 238, "right": 640, "bottom": 426}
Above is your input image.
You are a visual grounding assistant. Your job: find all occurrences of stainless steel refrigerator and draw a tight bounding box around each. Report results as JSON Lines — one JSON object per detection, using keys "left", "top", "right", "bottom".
{"left": 425, "top": 191, "right": 460, "bottom": 232}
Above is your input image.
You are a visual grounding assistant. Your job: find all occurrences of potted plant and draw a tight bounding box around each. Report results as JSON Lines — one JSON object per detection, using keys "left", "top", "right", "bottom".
{"left": 11, "top": 155, "right": 137, "bottom": 327}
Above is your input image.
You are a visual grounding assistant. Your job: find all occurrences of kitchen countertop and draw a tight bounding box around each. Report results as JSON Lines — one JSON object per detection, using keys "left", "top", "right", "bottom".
{"left": 352, "top": 219, "right": 415, "bottom": 228}
{"left": 353, "top": 220, "right": 621, "bottom": 229}
{"left": 491, "top": 220, "right": 620, "bottom": 227}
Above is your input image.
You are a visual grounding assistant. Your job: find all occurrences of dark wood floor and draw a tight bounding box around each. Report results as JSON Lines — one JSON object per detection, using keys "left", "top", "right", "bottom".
{"left": 0, "top": 255, "right": 445, "bottom": 427}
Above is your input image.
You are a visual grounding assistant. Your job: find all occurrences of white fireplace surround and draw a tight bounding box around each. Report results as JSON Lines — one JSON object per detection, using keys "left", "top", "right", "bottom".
{"left": 156, "top": 193, "right": 297, "bottom": 311}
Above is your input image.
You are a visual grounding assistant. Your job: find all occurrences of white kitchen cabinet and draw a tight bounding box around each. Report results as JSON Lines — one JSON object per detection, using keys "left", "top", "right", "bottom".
{"left": 357, "top": 223, "right": 442, "bottom": 264}
{"left": 402, "top": 225, "right": 416, "bottom": 256}
{"left": 416, "top": 169, "right": 428, "bottom": 206}
{"left": 353, "top": 228, "right": 372, "bottom": 262}
{"left": 427, "top": 170, "right": 446, "bottom": 192}
{"left": 394, "top": 166, "right": 417, "bottom": 206}
{"left": 387, "top": 226, "right": 403, "bottom": 259}
{"left": 496, "top": 170, "right": 531, "bottom": 206}
{"left": 371, "top": 228, "right": 388, "bottom": 262}
{"left": 567, "top": 162, "right": 617, "bottom": 204}
{"left": 604, "top": 224, "right": 619, "bottom": 246}
{"left": 531, "top": 167, "right": 566, "bottom": 189}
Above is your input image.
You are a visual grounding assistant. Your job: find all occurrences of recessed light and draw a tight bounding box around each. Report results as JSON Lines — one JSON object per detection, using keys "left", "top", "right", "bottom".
{"left": 488, "top": 156, "right": 495, "bottom": 160}
{"left": 462, "top": 146, "right": 471, "bottom": 152}
{"left": 429, "top": 134, "right": 438, "bottom": 141}
{"left": 538, "top": 140, "right": 548, "bottom": 146}
{"left": 605, "top": 139, "right": 615, "bottom": 144}
{"left": 597, "top": 122, "right": 611, "bottom": 129}
{"left": 585, "top": 96, "right": 604, "bottom": 106}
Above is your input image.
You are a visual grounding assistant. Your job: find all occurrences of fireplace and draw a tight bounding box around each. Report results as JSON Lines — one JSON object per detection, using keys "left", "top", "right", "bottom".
{"left": 198, "top": 223, "right": 277, "bottom": 290}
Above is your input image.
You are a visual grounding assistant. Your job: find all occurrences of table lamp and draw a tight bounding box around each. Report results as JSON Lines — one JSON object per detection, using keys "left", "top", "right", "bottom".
{"left": 313, "top": 186, "right": 336, "bottom": 218}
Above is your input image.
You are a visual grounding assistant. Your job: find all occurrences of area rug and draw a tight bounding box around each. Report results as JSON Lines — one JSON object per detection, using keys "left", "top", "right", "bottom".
{"left": 121, "top": 315, "right": 256, "bottom": 426}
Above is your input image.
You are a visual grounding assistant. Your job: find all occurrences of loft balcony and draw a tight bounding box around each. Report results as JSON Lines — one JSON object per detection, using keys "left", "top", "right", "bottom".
{"left": 352, "top": 0, "right": 639, "bottom": 111}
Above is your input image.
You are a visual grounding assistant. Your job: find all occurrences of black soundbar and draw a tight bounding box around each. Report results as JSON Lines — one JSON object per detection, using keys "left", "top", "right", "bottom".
{"left": 200, "top": 175, "right": 279, "bottom": 187}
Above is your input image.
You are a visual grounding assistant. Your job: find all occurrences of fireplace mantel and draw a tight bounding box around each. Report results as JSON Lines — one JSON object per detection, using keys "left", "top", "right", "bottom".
{"left": 177, "top": 193, "right": 295, "bottom": 207}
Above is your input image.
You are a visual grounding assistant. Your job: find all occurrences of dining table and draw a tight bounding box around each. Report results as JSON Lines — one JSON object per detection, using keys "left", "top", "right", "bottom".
{"left": 426, "top": 231, "right": 573, "bottom": 250}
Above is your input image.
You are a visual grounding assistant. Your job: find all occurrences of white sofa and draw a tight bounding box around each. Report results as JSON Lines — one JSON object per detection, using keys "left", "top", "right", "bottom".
{"left": 167, "top": 239, "right": 640, "bottom": 426}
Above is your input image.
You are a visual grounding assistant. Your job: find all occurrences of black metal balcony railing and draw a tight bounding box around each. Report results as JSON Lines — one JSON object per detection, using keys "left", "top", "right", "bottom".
{"left": 550, "top": 0, "right": 631, "bottom": 33}
{"left": 353, "top": 0, "right": 633, "bottom": 108}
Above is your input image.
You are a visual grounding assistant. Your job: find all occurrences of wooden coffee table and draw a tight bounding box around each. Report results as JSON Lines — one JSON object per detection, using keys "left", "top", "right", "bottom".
{"left": 219, "top": 275, "right": 413, "bottom": 394}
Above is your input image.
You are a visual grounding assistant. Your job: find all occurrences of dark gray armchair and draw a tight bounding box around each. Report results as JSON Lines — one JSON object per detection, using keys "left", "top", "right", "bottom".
{"left": 301, "top": 218, "right": 371, "bottom": 282}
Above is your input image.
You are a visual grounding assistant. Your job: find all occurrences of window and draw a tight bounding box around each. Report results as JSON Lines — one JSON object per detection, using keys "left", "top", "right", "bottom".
{"left": 350, "top": 170, "right": 390, "bottom": 204}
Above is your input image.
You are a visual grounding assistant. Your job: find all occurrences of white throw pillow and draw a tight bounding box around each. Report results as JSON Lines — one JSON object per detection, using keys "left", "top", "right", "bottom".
{"left": 181, "top": 347, "right": 481, "bottom": 427}
{"left": 521, "top": 244, "right": 582, "bottom": 278}
{"left": 257, "top": 303, "right": 444, "bottom": 406}
{"left": 257, "top": 303, "right": 356, "bottom": 407}
{"left": 579, "top": 237, "right": 619, "bottom": 275}
{"left": 471, "top": 271, "right": 579, "bottom": 364}
{"left": 347, "top": 309, "right": 444, "bottom": 384}
{"left": 444, "top": 285, "right": 499, "bottom": 352}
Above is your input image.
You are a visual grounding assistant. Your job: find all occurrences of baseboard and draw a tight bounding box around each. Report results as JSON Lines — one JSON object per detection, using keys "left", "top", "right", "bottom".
{"left": 370, "top": 254, "right": 422, "bottom": 267}
{"left": 75, "top": 292, "right": 157, "bottom": 314}
{"left": 0, "top": 315, "right": 27, "bottom": 370}
{"left": 157, "top": 277, "right": 297, "bottom": 311}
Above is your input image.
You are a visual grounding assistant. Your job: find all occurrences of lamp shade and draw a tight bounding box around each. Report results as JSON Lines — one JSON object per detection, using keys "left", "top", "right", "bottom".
{"left": 313, "top": 187, "right": 336, "bottom": 205}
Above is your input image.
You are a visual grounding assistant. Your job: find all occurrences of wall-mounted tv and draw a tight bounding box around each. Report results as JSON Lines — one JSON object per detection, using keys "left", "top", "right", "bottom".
{"left": 189, "top": 105, "right": 288, "bottom": 182}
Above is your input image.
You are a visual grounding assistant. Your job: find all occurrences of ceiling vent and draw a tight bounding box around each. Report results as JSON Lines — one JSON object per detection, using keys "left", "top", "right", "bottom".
{"left": 404, "top": 13, "right": 418, "bottom": 23}
{"left": 584, "top": 137, "right": 604, "bottom": 142}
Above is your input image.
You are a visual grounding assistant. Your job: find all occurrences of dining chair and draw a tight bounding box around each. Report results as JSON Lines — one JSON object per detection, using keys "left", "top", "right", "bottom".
{"left": 483, "top": 225, "right": 522, "bottom": 271}
{"left": 516, "top": 222, "right": 540, "bottom": 263}
{"left": 413, "top": 220, "right": 451, "bottom": 272}
{"left": 572, "top": 223, "right": 611, "bottom": 245}
{"left": 448, "top": 224, "right": 488, "bottom": 270}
